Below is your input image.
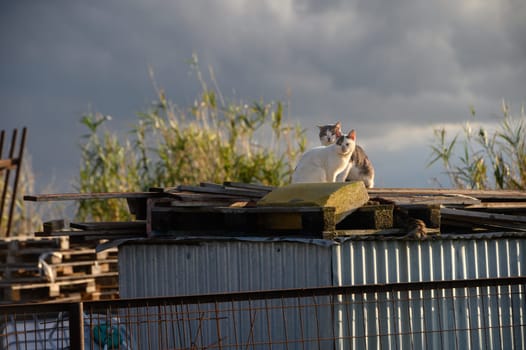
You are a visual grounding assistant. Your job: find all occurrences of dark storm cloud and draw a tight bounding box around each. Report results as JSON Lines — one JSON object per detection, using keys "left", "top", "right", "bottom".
{"left": 1, "top": 0, "right": 525, "bottom": 191}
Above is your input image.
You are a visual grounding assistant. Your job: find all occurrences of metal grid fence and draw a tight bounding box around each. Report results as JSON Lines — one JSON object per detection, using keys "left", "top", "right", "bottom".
{"left": 1, "top": 276, "right": 525, "bottom": 349}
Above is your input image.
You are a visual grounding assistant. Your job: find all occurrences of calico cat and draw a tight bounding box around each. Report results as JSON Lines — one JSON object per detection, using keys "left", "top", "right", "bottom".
{"left": 292, "top": 130, "right": 356, "bottom": 183}
{"left": 342, "top": 146, "right": 375, "bottom": 188}
{"left": 318, "top": 122, "right": 375, "bottom": 188}
{"left": 318, "top": 121, "right": 342, "bottom": 146}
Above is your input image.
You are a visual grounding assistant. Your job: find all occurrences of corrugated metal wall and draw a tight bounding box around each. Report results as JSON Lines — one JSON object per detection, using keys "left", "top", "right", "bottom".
{"left": 119, "top": 239, "right": 334, "bottom": 349}
{"left": 333, "top": 236, "right": 526, "bottom": 350}
{"left": 119, "top": 239, "right": 333, "bottom": 298}
{"left": 333, "top": 237, "right": 525, "bottom": 285}
{"left": 119, "top": 236, "right": 526, "bottom": 349}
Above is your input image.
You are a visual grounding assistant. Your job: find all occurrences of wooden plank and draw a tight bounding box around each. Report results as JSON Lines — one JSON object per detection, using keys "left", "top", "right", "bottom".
{"left": 6, "top": 278, "right": 96, "bottom": 290}
{"left": 24, "top": 191, "right": 164, "bottom": 202}
{"left": 370, "top": 194, "right": 480, "bottom": 207}
{"left": 258, "top": 182, "right": 369, "bottom": 224}
{"left": 176, "top": 184, "right": 267, "bottom": 198}
{"left": 69, "top": 221, "right": 146, "bottom": 231}
{"left": 203, "top": 182, "right": 270, "bottom": 196}
{"left": 50, "top": 258, "right": 117, "bottom": 268}
{"left": 369, "top": 188, "right": 526, "bottom": 201}
{"left": 335, "top": 228, "right": 404, "bottom": 236}
{"left": 334, "top": 227, "right": 442, "bottom": 237}
{"left": 169, "top": 199, "right": 252, "bottom": 207}
{"left": 0, "top": 276, "right": 48, "bottom": 286}
{"left": 465, "top": 202, "right": 526, "bottom": 211}
{"left": 441, "top": 207, "right": 526, "bottom": 223}
{"left": 53, "top": 272, "right": 118, "bottom": 282}
{"left": 36, "top": 230, "right": 145, "bottom": 240}
{"left": 441, "top": 207, "right": 526, "bottom": 231}
{"left": 223, "top": 181, "right": 275, "bottom": 192}
{"left": 169, "top": 192, "right": 257, "bottom": 203}
{"left": 151, "top": 182, "right": 274, "bottom": 194}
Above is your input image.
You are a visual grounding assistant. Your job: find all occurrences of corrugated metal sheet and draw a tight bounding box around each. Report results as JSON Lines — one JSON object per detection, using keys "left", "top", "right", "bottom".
{"left": 119, "top": 239, "right": 333, "bottom": 298}
{"left": 333, "top": 237, "right": 526, "bottom": 285}
{"left": 119, "top": 239, "right": 334, "bottom": 349}
{"left": 333, "top": 237, "right": 526, "bottom": 350}
{"left": 118, "top": 236, "right": 526, "bottom": 349}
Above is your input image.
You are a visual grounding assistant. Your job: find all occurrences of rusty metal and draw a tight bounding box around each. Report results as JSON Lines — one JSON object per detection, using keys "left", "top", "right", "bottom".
{"left": 7, "top": 127, "right": 26, "bottom": 238}
{"left": 1, "top": 276, "right": 525, "bottom": 349}
{"left": 0, "top": 128, "right": 16, "bottom": 232}
{"left": 0, "top": 127, "right": 27, "bottom": 237}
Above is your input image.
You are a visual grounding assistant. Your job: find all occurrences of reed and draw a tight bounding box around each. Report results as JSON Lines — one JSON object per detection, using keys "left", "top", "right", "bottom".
{"left": 75, "top": 59, "right": 306, "bottom": 221}
{"left": 428, "top": 100, "right": 526, "bottom": 190}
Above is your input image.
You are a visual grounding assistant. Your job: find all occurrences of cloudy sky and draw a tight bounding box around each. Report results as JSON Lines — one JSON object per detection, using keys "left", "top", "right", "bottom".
{"left": 1, "top": 0, "right": 525, "bottom": 193}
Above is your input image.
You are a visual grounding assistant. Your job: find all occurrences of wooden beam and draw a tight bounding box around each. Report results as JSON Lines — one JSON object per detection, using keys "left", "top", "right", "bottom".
{"left": 24, "top": 192, "right": 163, "bottom": 201}
{"left": 176, "top": 184, "right": 266, "bottom": 198}
{"left": 369, "top": 188, "right": 526, "bottom": 201}
{"left": 223, "top": 181, "right": 275, "bottom": 192}
{"left": 441, "top": 207, "right": 526, "bottom": 231}
{"left": 69, "top": 221, "right": 146, "bottom": 231}
{"left": 257, "top": 182, "right": 369, "bottom": 224}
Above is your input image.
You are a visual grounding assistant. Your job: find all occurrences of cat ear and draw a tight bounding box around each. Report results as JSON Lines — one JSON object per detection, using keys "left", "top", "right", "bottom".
{"left": 334, "top": 121, "right": 343, "bottom": 136}
{"left": 348, "top": 129, "right": 356, "bottom": 141}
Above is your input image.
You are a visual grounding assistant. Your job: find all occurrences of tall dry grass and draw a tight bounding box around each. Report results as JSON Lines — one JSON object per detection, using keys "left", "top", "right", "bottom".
{"left": 428, "top": 100, "right": 526, "bottom": 190}
{"left": 76, "top": 58, "right": 306, "bottom": 221}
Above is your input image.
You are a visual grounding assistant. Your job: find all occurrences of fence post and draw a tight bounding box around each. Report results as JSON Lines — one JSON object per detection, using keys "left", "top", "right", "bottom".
{"left": 69, "top": 302, "right": 85, "bottom": 350}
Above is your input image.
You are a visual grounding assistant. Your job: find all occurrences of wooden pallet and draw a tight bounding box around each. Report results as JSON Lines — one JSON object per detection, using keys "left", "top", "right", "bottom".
{"left": 0, "top": 236, "right": 120, "bottom": 303}
{"left": 1, "top": 272, "right": 119, "bottom": 303}
{"left": 150, "top": 204, "right": 338, "bottom": 238}
{"left": 0, "top": 237, "right": 67, "bottom": 264}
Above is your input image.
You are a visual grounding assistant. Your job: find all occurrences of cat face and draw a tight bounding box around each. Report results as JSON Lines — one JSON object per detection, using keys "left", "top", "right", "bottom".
{"left": 335, "top": 129, "right": 356, "bottom": 156}
{"left": 318, "top": 121, "right": 342, "bottom": 146}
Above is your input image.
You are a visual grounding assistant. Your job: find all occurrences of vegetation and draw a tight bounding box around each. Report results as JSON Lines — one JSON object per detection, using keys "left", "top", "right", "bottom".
{"left": 76, "top": 58, "right": 306, "bottom": 221}
{"left": 428, "top": 100, "right": 526, "bottom": 190}
{"left": 0, "top": 158, "right": 64, "bottom": 237}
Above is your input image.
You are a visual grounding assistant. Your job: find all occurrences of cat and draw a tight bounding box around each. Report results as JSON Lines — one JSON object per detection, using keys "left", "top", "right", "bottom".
{"left": 292, "top": 130, "right": 356, "bottom": 183}
{"left": 318, "top": 121, "right": 342, "bottom": 146}
{"left": 318, "top": 121, "right": 375, "bottom": 188}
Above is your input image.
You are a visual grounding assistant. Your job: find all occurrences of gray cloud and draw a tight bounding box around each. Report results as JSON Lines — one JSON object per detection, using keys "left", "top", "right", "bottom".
{"left": 1, "top": 0, "right": 525, "bottom": 192}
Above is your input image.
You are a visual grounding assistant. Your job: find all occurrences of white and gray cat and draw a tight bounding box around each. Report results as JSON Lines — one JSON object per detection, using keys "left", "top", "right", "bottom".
{"left": 318, "top": 122, "right": 375, "bottom": 188}
{"left": 292, "top": 130, "right": 356, "bottom": 183}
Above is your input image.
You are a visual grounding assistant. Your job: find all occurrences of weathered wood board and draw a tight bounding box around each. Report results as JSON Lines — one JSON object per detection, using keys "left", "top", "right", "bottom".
{"left": 257, "top": 182, "right": 369, "bottom": 224}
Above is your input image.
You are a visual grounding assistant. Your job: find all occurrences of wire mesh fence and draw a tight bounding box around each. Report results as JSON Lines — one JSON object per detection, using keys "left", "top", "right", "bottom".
{"left": 1, "top": 276, "right": 525, "bottom": 349}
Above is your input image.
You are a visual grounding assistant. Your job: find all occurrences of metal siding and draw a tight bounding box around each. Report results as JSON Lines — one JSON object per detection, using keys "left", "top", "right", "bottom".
{"left": 119, "top": 240, "right": 334, "bottom": 350}
{"left": 118, "top": 236, "right": 526, "bottom": 349}
{"left": 119, "top": 240, "right": 333, "bottom": 298}
{"left": 333, "top": 237, "right": 526, "bottom": 350}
